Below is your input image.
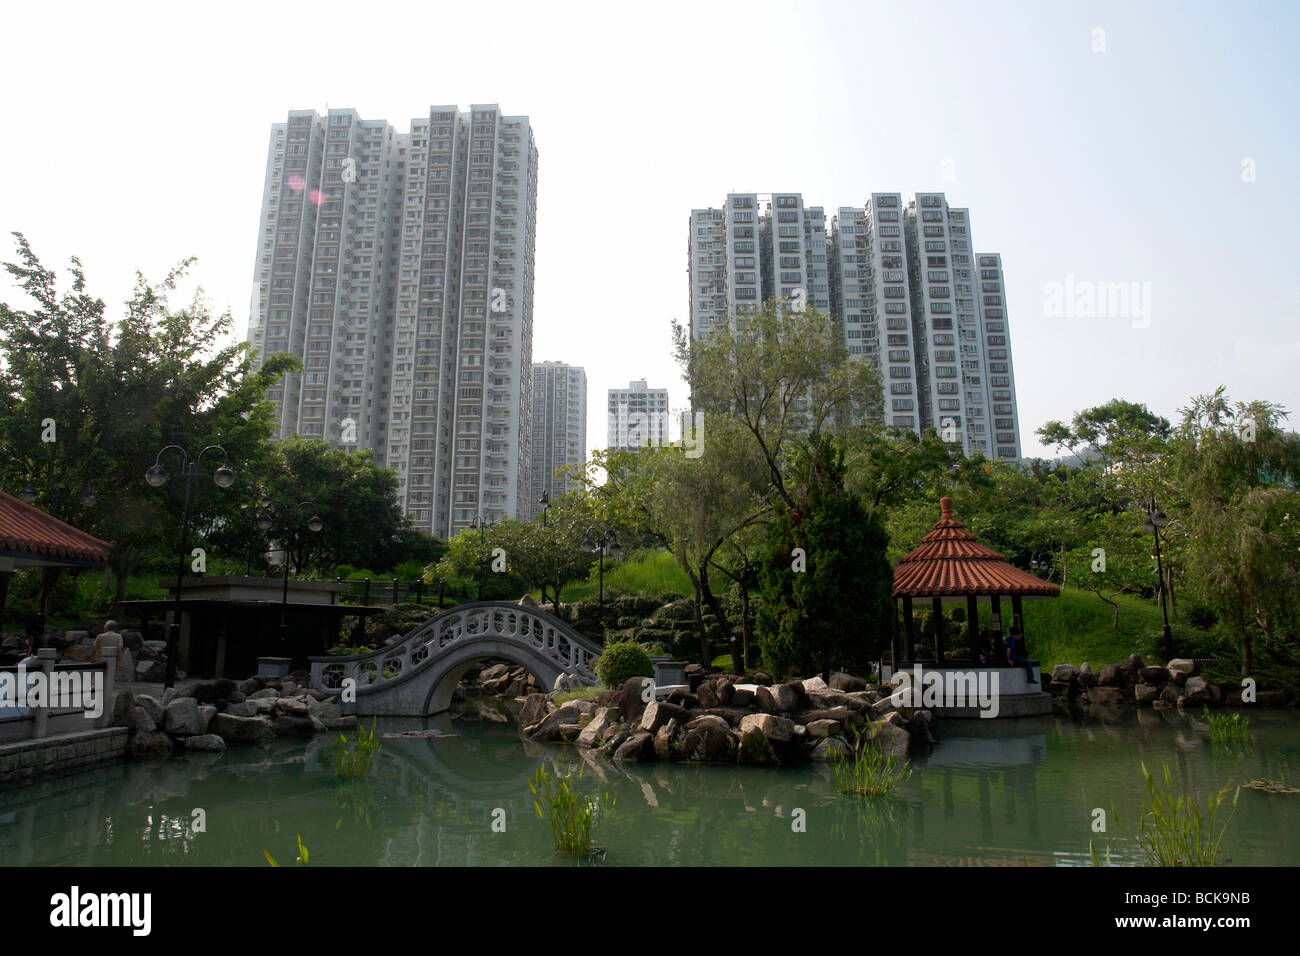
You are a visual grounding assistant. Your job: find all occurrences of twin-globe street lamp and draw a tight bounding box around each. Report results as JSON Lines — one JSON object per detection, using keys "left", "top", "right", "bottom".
{"left": 145, "top": 444, "right": 235, "bottom": 688}
{"left": 472, "top": 513, "right": 495, "bottom": 601}
{"left": 1143, "top": 500, "right": 1175, "bottom": 659}
{"left": 256, "top": 498, "right": 324, "bottom": 639}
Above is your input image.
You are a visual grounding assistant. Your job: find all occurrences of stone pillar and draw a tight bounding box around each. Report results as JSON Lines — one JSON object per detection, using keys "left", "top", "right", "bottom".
{"left": 931, "top": 598, "right": 944, "bottom": 661}
{"left": 902, "top": 595, "right": 914, "bottom": 664}
{"left": 967, "top": 594, "right": 979, "bottom": 661}
{"left": 31, "top": 648, "right": 56, "bottom": 740}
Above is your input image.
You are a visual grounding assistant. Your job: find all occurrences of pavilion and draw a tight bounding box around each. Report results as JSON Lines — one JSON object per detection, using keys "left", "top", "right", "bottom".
{"left": 888, "top": 496, "right": 1059, "bottom": 717}
{"left": 0, "top": 490, "right": 112, "bottom": 637}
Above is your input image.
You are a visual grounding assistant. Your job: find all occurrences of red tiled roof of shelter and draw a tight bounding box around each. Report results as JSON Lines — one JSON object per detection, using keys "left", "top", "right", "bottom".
{"left": 0, "top": 490, "right": 112, "bottom": 564}
{"left": 892, "top": 496, "right": 1059, "bottom": 598}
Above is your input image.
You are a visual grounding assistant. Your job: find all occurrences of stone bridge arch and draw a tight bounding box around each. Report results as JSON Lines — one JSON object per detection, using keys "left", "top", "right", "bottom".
{"left": 308, "top": 601, "right": 601, "bottom": 716}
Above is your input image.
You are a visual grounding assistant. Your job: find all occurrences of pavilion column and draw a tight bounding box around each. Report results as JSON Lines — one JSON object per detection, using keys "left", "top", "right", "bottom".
{"left": 990, "top": 595, "right": 1003, "bottom": 643}
{"left": 931, "top": 598, "right": 944, "bottom": 662}
{"left": 1011, "top": 594, "right": 1025, "bottom": 655}
{"left": 967, "top": 593, "right": 979, "bottom": 661}
{"left": 0, "top": 569, "right": 11, "bottom": 633}
{"left": 902, "top": 595, "right": 914, "bottom": 664}
{"left": 890, "top": 600, "right": 900, "bottom": 672}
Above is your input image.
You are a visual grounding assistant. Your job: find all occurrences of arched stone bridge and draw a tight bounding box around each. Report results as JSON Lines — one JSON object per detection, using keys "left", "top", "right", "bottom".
{"left": 308, "top": 601, "right": 602, "bottom": 716}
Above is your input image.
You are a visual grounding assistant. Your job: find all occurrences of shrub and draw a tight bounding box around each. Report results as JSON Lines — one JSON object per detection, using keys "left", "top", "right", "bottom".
{"left": 595, "top": 640, "right": 653, "bottom": 688}
{"left": 1188, "top": 603, "right": 1218, "bottom": 631}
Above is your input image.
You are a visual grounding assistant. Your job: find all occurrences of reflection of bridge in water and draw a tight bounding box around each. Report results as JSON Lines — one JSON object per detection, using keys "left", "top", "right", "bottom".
{"left": 309, "top": 602, "right": 602, "bottom": 717}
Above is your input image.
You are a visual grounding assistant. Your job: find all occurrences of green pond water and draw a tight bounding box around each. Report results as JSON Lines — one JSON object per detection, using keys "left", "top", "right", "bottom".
{"left": 2, "top": 708, "right": 1298, "bottom": 866}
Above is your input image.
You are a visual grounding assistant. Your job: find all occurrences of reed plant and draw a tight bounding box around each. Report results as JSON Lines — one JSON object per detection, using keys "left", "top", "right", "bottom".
{"left": 527, "top": 763, "right": 615, "bottom": 859}
{"left": 831, "top": 725, "right": 913, "bottom": 798}
{"left": 1136, "top": 762, "right": 1238, "bottom": 867}
{"left": 333, "top": 718, "right": 382, "bottom": 780}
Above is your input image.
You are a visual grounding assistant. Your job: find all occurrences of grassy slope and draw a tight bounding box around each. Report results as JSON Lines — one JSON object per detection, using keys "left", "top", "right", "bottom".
{"left": 546, "top": 551, "right": 1235, "bottom": 673}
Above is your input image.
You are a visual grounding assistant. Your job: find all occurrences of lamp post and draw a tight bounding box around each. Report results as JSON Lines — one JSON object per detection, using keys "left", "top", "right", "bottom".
{"left": 472, "top": 513, "right": 494, "bottom": 601}
{"left": 583, "top": 529, "right": 621, "bottom": 633}
{"left": 145, "top": 444, "right": 235, "bottom": 688}
{"left": 1143, "top": 500, "right": 1174, "bottom": 659}
{"left": 538, "top": 489, "right": 550, "bottom": 528}
{"left": 256, "top": 498, "right": 324, "bottom": 639}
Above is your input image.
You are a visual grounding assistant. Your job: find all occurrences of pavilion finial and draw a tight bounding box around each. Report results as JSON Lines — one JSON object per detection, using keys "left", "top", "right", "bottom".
{"left": 940, "top": 496, "right": 954, "bottom": 519}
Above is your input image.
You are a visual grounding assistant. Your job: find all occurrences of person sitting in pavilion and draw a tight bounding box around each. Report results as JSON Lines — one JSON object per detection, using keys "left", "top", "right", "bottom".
{"left": 1004, "top": 619, "right": 1036, "bottom": 683}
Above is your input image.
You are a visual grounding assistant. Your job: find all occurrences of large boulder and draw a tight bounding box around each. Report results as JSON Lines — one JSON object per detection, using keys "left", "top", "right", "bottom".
{"left": 639, "top": 701, "right": 690, "bottom": 735}
{"left": 754, "top": 685, "right": 776, "bottom": 713}
{"left": 617, "top": 676, "right": 653, "bottom": 725}
{"left": 695, "top": 680, "right": 719, "bottom": 709}
{"left": 613, "top": 731, "right": 654, "bottom": 762}
{"left": 1139, "top": 666, "right": 1170, "bottom": 686}
{"left": 738, "top": 726, "right": 777, "bottom": 764}
{"left": 209, "top": 713, "right": 274, "bottom": 745}
{"left": 810, "top": 736, "right": 852, "bottom": 762}
{"left": 829, "top": 672, "right": 867, "bottom": 693}
{"left": 1050, "top": 663, "right": 1080, "bottom": 684}
{"left": 517, "top": 693, "right": 550, "bottom": 729}
{"left": 135, "top": 660, "right": 165, "bottom": 683}
{"left": 528, "top": 702, "right": 582, "bottom": 742}
{"left": 1167, "top": 658, "right": 1197, "bottom": 676}
{"left": 163, "top": 697, "right": 202, "bottom": 737}
{"left": 1098, "top": 663, "right": 1125, "bottom": 688}
{"left": 577, "top": 707, "right": 614, "bottom": 748}
{"left": 1122, "top": 653, "right": 1144, "bottom": 684}
{"left": 681, "top": 723, "right": 737, "bottom": 763}
{"left": 653, "top": 719, "right": 683, "bottom": 761}
{"left": 183, "top": 734, "right": 226, "bottom": 753}
{"left": 111, "top": 690, "right": 135, "bottom": 728}
{"left": 128, "top": 731, "right": 173, "bottom": 760}
{"left": 738, "top": 712, "right": 795, "bottom": 743}
{"left": 128, "top": 705, "right": 157, "bottom": 735}
{"left": 188, "top": 678, "right": 241, "bottom": 705}
{"left": 273, "top": 714, "right": 326, "bottom": 736}
{"left": 866, "top": 719, "right": 911, "bottom": 758}
{"left": 768, "top": 683, "right": 798, "bottom": 713}
{"left": 1077, "top": 662, "right": 1099, "bottom": 689}
{"left": 1181, "top": 676, "right": 1219, "bottom": 705}
{"left": 135, "top": 694, "right": 163, "bottom": 724}
{"left": 275, "top": 697, "right": 310, "bottom": 717}
{"left": 1134, "top": 683, "right": 1159, "bottom": 703}
{"left": 1089, "top": 686, "right": 1129, "bottom": 707}
{"left": 197, "top": 705, "right": 217, "bottom": 734}
{"left": 802, "top": 675, "right": 829, "bottom": 693}
{"left": 223, "top": 701, "right": 257, "bottom": 718}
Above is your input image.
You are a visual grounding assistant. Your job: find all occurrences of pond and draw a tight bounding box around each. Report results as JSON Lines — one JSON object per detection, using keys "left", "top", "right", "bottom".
{"left": 2, "top": 708, "right": 1297, "bottom": 866}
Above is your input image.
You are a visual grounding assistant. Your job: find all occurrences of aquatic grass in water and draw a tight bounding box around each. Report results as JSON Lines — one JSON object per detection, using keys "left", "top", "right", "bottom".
{"left": 1136, "top": 762, "right": 1238, "bottom": 867}
{"left": 334, "top": 718, "right": 382, "bottom": 780}
{"left": 263, "top": 834, "right": 309, "bottom": 867}
{"left": 528, "top": 763, "right": 615, "bottom": 859}
{"left": 1202, "top": 707, "right": 1250, "bottom": 746}
{"left": 832, "top": 725, "right": 913, "bottom": 798}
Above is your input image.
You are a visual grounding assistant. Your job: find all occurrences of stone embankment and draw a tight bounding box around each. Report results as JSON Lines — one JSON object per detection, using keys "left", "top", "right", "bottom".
{"left": 1045, "top": 655, "right": 1292, "bottom": 709}
{"left": 518, "top": 667, "right": 934, "bottom": 765}
{"left": 114, "top": 673, "right": 356, "bottom": 759}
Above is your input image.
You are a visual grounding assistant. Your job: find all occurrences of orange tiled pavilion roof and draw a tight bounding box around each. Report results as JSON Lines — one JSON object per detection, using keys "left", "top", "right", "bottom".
{"left": 892, "top": 496, "right": 1060, "bottom": 599}
{"left": 0, "top": 490, "right": 112, "bottom": 565}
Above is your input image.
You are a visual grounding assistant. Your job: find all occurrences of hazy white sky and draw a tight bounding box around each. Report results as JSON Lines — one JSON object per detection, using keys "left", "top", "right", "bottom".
{"left": 3, "top": 0, "right": 1297, "bottom": 460}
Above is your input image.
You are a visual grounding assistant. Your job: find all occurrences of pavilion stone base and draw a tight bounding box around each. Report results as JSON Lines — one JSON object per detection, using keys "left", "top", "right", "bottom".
{"left": 929, "top": 692, "right": 1053, "bottom": 719}
{"left": 885, "top": 662, "right": 1053, "bottom": 719}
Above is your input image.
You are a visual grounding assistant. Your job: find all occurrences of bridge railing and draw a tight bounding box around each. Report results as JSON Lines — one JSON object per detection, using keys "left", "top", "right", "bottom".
{"left": 308, "top": 601, "right": 602, "bottom": 697}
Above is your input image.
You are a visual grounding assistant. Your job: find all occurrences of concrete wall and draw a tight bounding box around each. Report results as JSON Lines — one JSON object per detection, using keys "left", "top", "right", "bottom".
{"left": 0, "top": 728, "right": 128, "bottom": 784}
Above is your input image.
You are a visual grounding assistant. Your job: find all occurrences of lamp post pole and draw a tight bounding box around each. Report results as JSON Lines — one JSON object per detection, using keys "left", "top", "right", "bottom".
{"left": 146, "top": 444, "right": 234, "bottom": 688}
{"left": 539, "top": 489, "right": 550, "bottom": 528}
{"left": 257, "top": 498, "right": 323, "bottom": 640}
{"left": 1144, "top": 499, "right": 1174, "bottom": 659}
{"left": 584, "top": 529, "right": 620, "bottom": 635}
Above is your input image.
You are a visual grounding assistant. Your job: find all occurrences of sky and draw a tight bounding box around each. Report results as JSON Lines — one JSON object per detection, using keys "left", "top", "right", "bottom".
{"left": 2, "top": 0, "right": 1298, "bottom": 460}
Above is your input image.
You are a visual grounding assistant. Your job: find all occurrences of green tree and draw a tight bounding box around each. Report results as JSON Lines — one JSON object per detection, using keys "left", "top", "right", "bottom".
{"left": 0, "top": 233, "right": 297, "bottom": 616}
{"left": 757, "top": 435, "right": 894, "bottom": 680}
{"left": 1171, "top": 388, "right": 1300, "bottom": 675}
